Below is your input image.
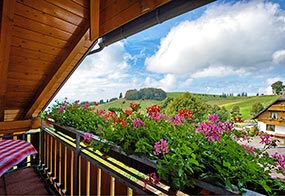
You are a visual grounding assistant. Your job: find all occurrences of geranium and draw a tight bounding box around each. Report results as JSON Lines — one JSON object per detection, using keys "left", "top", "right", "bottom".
{"left": 143, "top": 172, "right": 160, "bottom": 190}
{"left": 83, "top": 132, "right": 94, "bottom": 141}
{"left": 132, "top": 118, "right": 145, "bottom": 129}
{"left": 154, "top": 139, "right": 169, "bottom": 155}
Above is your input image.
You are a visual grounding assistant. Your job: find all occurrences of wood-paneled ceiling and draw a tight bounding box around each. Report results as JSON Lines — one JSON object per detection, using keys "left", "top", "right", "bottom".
{"left": 0, "top": 0, "right": 214, "bottom": 132}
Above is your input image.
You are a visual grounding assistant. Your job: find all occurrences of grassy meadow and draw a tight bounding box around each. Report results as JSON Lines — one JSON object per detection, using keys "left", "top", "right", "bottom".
{"left": 97, "top": 92, "right": 279, "bottom": 120}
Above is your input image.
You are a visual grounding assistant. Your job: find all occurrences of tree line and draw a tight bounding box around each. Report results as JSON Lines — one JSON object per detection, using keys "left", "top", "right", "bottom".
{"left": 124, "top": 88, "right": 167, "bottom": 101}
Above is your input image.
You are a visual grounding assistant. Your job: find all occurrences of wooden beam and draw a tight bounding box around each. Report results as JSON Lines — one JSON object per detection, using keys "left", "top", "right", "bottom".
{"left": 0, "top": 0, "right": 15, "bottom": 121}
{"left": 90, "top": 0, "right": 100, "bottom": 41}
{"left": 0, "top": 119, "right": 31, "bottom": 134}
{"left": 23, "top": 28, "right": 93, "bottom": 119}
{"left": 0, "top": 0, "right": 15, "bottom": 95}
{"left": 0, "top": 96, "right": 5, "bottom": 121}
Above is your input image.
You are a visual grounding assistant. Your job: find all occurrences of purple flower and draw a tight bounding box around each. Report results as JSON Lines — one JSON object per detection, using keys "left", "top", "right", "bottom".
{"left": 208, "top": 114, "right": 219, "bottom": 123}
{"left": 272, "top": 153, "right": 285, "bottom": 174}
{"left": 143, "top": 172, "right": 160, "bottom": 190}
{"left": 197, "top": 122, "right": 223, "bottom": 142}
{"left": 74, "top": 100, "right": 80, "bottom": 105}
{"left": 132, "top": 118, "right": 145, "bottom": 129}
{"left": 260, "top": 135, "right": 271, "bottom": 145}
{"left": 154, "top": 139, "right": 169, "bottom": 155}
{"left": 83, "top": 102, "right": 89, "bottom": 110}
{"left": 57, "top": 106, "right": 65, "bottom": 114}
{"left": 170, "top": 114, "right": 185, "bottom": 125}
{"left": 83, "top": 132, "right": 94, "bottom": 141}
{"left": 242, "top": 144, "right": 255, "bottom": 154}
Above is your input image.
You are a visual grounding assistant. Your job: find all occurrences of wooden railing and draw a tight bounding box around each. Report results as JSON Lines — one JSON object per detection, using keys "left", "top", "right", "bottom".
{"left": 40, "top": 123, "right": 172, "bottom": 196}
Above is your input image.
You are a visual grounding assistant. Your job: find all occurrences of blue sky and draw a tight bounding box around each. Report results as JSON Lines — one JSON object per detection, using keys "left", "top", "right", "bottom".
{"left": 54, "top": 0, "right": 285, "bottom": 102}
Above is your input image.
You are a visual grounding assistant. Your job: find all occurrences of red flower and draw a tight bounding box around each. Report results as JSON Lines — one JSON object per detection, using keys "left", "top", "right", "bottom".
{"left": 113, "top": 117, "right": 127, "bottom": 128}
{"left": 177, "top": 109, "right": 192, "bottom": 119}
{"left": 124, "top": 109, "right": 132, "bottom": 116}
{"left": 130, "top": 103, "right": 140, "bottom": 111}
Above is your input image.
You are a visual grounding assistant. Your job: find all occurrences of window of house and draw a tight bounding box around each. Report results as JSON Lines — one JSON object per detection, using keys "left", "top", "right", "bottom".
{"left": 271, "top": 112, "right": 278, "bottom": 119}
{"left": 266, "top": 124, "right": 275, "bottom": 132}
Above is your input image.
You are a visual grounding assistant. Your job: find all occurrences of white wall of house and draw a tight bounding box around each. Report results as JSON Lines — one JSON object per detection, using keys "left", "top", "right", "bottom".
{"left": 257, "top": 121, "right": 285, "bottom": 135}
{"left": 257, "top": 121, "right": 266, "bottom": 132}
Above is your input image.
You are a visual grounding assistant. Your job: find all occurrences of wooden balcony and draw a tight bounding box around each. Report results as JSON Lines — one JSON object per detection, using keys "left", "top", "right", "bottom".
{"left": 0, "top": 123, "right": 241, "bottom": 195}
{"left": 259, "top": 118, "right": 285, "bottom": 126}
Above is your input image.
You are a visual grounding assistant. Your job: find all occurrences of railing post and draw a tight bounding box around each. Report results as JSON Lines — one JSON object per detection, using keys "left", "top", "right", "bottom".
{"left": 40, "top": 119, "right": 44, "bottom": 167}
{"left": 74, "top": 133, "right": 80, "bottom": 195}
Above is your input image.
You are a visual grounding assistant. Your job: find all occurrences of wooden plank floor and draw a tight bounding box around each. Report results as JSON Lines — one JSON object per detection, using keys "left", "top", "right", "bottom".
{"left": 0, "top": 167, "right": 49, "bottom": 195}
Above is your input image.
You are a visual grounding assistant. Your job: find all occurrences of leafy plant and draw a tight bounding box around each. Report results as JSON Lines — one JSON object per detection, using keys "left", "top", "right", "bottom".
{"left": 40, "top": 99, "right": 285, "bottom": 195}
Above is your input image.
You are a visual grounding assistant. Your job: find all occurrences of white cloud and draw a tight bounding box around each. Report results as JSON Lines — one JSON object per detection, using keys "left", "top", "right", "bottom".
{"left": 145, "top": 0, "right": 285, "bottom": 77}
{"left": 272, "top": 49, "right": 285, "bottom": 64}
{"left": 191, "top": 65, "right": 246, "bottom": 78}
{"left": 55, "top": 42, "right": 134, "bottom": 102}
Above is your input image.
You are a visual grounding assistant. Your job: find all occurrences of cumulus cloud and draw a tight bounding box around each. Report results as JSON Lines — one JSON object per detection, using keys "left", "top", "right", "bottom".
{"left": 55, "top": 42, "right": 134, "bottom": 101}
{"left": 272, "top": 49, "right": 285, "bottom": 64}
{"left": 145, "top": 0, "right": 285, "bottom": 77}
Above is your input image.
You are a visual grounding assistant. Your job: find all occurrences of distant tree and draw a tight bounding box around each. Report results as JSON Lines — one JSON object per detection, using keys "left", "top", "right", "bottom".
{"left": 271, "top": 81, "right": 283, "bottom": 95}
{"left": 119, "top": 92, "right": 123, "bottom": 99}
{"left": 125, "top": 88, "right": 166, "bottom": 100}
{"left": 231, "top": 105, "right": 243, "bottom": 122}
{"left": 256, "top": 93, "right": 259, "bottom": 96}
{"left": 251, "top": 102, "right": 264, "bottom": 118}
{"left": 165, "top": 93, "right": 209, "bottom": 123}
{"left": 125, "top": 89, "right": 140, "bottom": 100}
{"left": 208, "top": 105, "right": 230, "bottom": 122}
{"left": 99, "top": 99, "right": 104, "bottom": 104}
{"left": 109, "top": 97, "right": 118, "bottom": 102}
{"left": 160, "top": 97, "right": 174, "bottom": 112}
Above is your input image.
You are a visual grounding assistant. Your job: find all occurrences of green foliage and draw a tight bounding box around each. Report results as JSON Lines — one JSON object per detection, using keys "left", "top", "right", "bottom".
{"left": 42, "top": 99, "right": 285, "bottom": 195}
{"left": 125, "top": 88, "right": 166, "bottom": 101}
{"left": 165, "top": 92, "right": 209, "bottom": 123}
{"left": 160, "top": 97, "right": 174, "bottom": 112}
{"left": 40, "top": 99, "right": 105, "bottom": 133}
{"left": 251, "top": 102, "right": 264, "bottom": 118}
{"left": 208, "top": 105, "right": 230, "bottom": 122}
{"left": 271, "top": 81, "right": 283, "bottom": 95}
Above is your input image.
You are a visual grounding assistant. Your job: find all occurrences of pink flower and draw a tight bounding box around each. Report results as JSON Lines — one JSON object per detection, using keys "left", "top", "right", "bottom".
{"left": 83, "top": 102, "right": 89, "bottom": 110}
{"left": 57, "top": 106, "right": 65, "bottom": 114}
{"left": 171, "top": 114, "right": 185, "bottom": 125}
{"left": 272, "top": 153, "right": 285, "bottom": 174}
{"left": 197, "top": 122, "right": 223, "bottom": 142}
{"left": 132, "top": 118, "right": 145, "bottom": 129}
{"left": 241, "top": 144, "right": 255, "bottom": 154}
{"left": 260, "top": 135, "right": 271, "bottom": 145}
{"left": 83, "top": 132, "right": 94, "bottom": 141}
{"left": 208, "top": 114, "right": 219, "bottom": 123}
{"left": 143, "top": 172, "right": 160, "bottom": 190}
{"left": 154, "top": 139, "right": 169, "bottom": 155}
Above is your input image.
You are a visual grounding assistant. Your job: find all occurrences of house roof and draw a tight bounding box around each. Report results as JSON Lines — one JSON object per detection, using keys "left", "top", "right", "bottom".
{"left": 0, "top": 0, "right": 215, "bottom": 132}
{"left": 253, "top": 95, "right": 285, "bottom": 119}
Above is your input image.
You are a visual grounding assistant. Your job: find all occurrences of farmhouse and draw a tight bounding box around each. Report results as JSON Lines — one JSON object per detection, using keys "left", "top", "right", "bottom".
{"left": 253, "top": 96, "right": 285, "bottom": 136}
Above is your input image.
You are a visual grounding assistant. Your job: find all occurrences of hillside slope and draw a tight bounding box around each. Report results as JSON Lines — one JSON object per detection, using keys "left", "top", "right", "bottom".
{"left": 97, "top": 93, "right": 279, "bottom": 120}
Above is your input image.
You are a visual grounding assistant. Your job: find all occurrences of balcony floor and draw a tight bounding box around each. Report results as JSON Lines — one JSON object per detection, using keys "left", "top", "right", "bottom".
{"left": 0, "top": 167, "right": 50, "bottom": 195}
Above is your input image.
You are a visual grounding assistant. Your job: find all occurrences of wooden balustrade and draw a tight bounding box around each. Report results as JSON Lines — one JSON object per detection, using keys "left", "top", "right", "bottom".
{"left": 41, "top": 124, "right": 170, "bottom": 196}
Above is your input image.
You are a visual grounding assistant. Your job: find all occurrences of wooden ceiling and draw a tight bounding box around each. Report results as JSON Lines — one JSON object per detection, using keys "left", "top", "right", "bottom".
{"left": 0, "top": 0, "right": 214, "bottom": 133}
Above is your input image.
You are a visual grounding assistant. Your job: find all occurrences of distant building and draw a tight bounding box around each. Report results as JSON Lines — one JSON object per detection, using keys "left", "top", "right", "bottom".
{"left": 253, "top": 96, "right": 285, "bottom": 137}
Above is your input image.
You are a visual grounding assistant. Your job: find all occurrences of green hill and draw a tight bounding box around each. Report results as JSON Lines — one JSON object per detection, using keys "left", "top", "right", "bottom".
{"left": 97, "top": 93, "right": 279, "bottom": 120}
